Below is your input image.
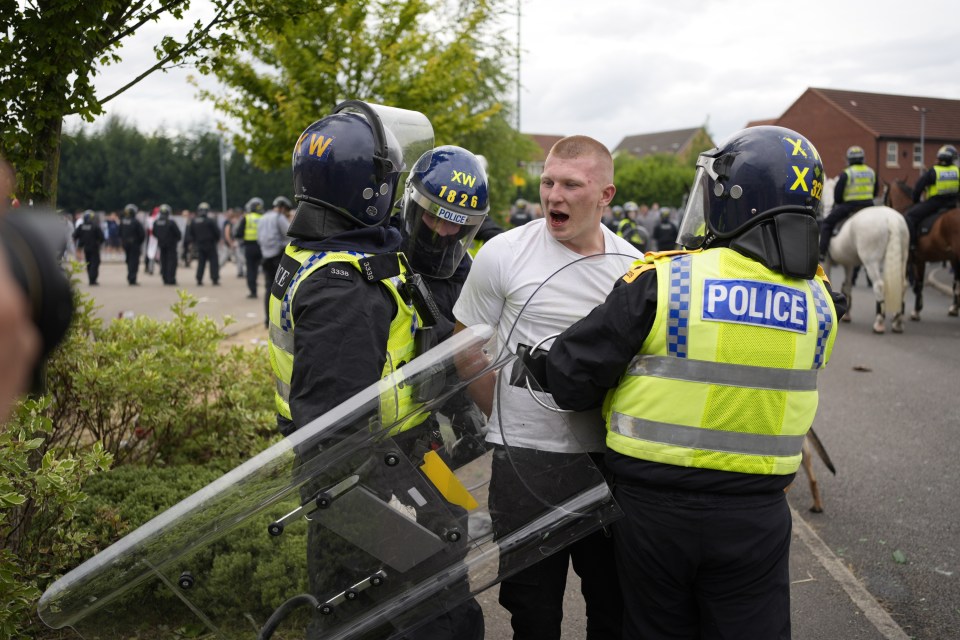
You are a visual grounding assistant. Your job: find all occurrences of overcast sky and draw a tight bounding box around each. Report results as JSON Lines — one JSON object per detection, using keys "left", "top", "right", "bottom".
{"left": 66, "top": 0, "right": 960, "bottom": 150}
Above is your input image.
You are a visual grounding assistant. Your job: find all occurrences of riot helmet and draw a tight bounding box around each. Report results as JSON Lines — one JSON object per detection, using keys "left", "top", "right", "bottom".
{"left": 245, "top": 197, "right": 264, "bottom": 214}
{"left": 623, "top": 201, "right": 639, "bottom": 215}
{"left": 937, "top": 144, "right": 958, "bottom": 165}
{"left": 197, "top": 202, "right": 211, "bottom": 216}
{"left": 611, "top": 204, "right": 624, "bottom": 220}
{"left": 401, "top": 146, "right": 489, "bottom": 279}
{"left": 123, "top": 203, "right": 138, "bottom": 218}
{"left": 159, "top": 204, "right": 173, "bottom": 218}
{"left": 272, "top": 195, "right": 292, "bottom": 210}
{"left": 846, "top": 145, "right": 865, "bottom": 165}
{"left": 677, "top": 126, "right": 823, "bottom": 278}
{"left": 83, "top": 210, "right": 96, "bottom": 223}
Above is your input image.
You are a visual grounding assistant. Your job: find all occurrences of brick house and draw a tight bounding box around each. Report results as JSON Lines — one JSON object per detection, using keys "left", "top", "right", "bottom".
{"left": 613, "top": 126, "right": 715, "bottom": 162}
{"left": 762, "top": 87, "right": 960, "bottom": 188}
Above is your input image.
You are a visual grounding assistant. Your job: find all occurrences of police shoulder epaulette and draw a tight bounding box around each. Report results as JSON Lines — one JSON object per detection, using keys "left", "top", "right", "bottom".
{"left": 622, "top": 262, "right": 656, "bottom": 284}
{"left": 357, "top": 253, "right": 402, "bottom": 282}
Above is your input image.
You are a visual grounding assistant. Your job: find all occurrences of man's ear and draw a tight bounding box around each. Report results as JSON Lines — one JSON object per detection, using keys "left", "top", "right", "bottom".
{"left": 599, "top": 183, "right": 616, "bottom": 208}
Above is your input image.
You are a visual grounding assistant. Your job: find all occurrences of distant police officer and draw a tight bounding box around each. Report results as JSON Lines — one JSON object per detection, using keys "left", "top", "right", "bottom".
{"left": 905, "top": 144, "right": 960, "bottom": 248}
{"left": 544, "top": 126, "right": 847, "bottom": 640}
{"left": 186, "top": 202, "right": 220, "bottom": 286}
{"left": 234, "top": 197, "right": 264, "bottom": 298}
{"left": 152, "top": 204, "right": 182, "bottom": 286}
{"left": 509, "top": 198, "right": 533, "bottom": 227}
{"left": 819, "top": 145, "right": 877, "bottom": 259}
{"left": 617, "top": 201, "right": 650, "bottom": 252}
{"left": 651, "top": 206, "right": 679, "bottom": 251}
{"left": 72, "top": 210, "right": 104, "bottom": 285}
{"left": 119, "top": 204, "right": 146, "bottom": 285}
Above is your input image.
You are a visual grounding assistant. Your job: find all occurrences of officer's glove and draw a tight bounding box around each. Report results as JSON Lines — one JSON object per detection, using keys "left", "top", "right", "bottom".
{"left": 448, "top": 403, "right": 490, "bottom": 468}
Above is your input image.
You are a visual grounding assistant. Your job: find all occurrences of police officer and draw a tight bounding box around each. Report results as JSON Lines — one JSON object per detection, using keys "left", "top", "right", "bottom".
{"left": 543, "top": 126, "right": 847, "bottom": 640}
{"left": 905, "top": 144, "right": 959, "bottom": 248}
{"left": 119, "top": 204, "right": 146, "bottom": 285}
{"left": 152, "top": 204, "right": 181, "bottom": 286}
{"left": 819, "top": 145, "right": 878, "bottom": 259}
{"left": 508, "top": 198, "right": 533, "bottom": 227}
{"left": 234, "top": 197, "right": 264, "bottom": 298}
{"left": 72, "top": 210, "right": 104, "bottom": 285}
{"left": 652, "top": 206, "right": 679, "bottom": 251}
{"left": 617, "top": 201, "right": 650, "bottom": 252}
{"left": 186, "top": 202, "right": 220, "bottom": 286}
{"left": 266, "top": 102, "right": 482, "bottom": 639}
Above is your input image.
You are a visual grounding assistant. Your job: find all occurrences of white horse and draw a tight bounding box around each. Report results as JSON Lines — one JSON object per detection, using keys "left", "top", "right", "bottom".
{"left": 825, "top": 205, "right": 909, "bottom": 333}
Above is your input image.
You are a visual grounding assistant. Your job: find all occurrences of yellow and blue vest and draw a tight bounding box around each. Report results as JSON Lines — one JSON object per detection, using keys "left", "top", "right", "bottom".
{"left": 927, "top": 165, "right": 960, "bottom": 197}
{"left": 243, "top": 212, "right": 262, "bottom": 242}
{"left": 604, "top": 249, "right": 838, "bottom": 476}
{"left": 267, "top": 244, "right": 425, "bottom": 434}
{"left": 842, "top": 164, "right": 876, "bottom": 202}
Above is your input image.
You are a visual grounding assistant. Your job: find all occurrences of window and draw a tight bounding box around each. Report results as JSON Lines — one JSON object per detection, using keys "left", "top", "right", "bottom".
{"left": 913, "top": 143, "right": 923, "bottom": 168}
{"left": 886, "top": 142, "right": 898, "bottom": 167}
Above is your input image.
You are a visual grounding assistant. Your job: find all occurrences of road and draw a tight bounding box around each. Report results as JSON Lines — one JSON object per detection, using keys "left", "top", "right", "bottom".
{"left": 787, "top": 265, "right": 960, "bottom": 640}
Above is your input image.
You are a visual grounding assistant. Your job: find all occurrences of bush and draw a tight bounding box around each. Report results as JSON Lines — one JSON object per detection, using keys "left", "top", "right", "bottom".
{"left": 1, "top": 284, "right": 279, "bottom": 639}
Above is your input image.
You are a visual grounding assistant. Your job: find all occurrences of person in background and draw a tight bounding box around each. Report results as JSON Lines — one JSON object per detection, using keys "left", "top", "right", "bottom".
{"left": 234, "top": 197, "right": 264, "bottom": 298}
{"left": 508, "top": 197, "right": 534, "bottom": 227}
{"left": 186, "top": 202, "right": 220, "bottom": 286}
{"left": 72, "top": 210, "right": 104, "bottom": 285}
{"left": 222, "top": 208, "right": 244, "bottom": 278}
{"left": 119, "top": 204, "right": 146, "bottom": 285}
{"left": 617, "top": 201, "right": 650, "bottom": 252}
{"left": 152, "top": 204, "right": 181, "bottom": 286}
{"left": 651, "top": 206, "right": 679, "bottom": 251}
{"left": 819, "top": 145, "right": 877, "bottom": 259}
{"left": 257, "top": 195, "right": 293, "bottom": 327}
{"left": 905, "top": 144, "right": 959, "bottom": 249}
{"left": 543, "top": 126, "right": 847, "bottom": 640}
{"left": 453, "top": 135, "right": 639, "bottom": 640}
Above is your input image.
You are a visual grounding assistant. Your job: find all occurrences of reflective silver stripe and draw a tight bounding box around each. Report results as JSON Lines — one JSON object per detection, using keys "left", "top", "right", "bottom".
{"left": 270, "top": 323, "right": 294, "bottom": 354}
{"left": 626, "top": 355, "right": 817, "bottom": 391}
{"left": 276, "top": 377, "right": 291, "bottom": 403}
{"left": 610, "top": 412, "right": 805, "bottom": 458}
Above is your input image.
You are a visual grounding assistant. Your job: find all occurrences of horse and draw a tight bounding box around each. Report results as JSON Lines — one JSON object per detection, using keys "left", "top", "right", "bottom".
{"left": 885, "top": 179, "right": 960, "bottom": 319}
{"left": 824, "top": 205, "right": 909, "bottom": 334}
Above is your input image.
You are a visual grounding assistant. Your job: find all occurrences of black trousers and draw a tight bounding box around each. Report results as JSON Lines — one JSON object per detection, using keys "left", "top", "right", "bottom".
{"left": 158, "top": 246, "right": 178, "bottom": 284}
{"left": 613, "top": 483, "right": 791, "bottom": 640}
{"left": 244, "top": 242, "right": 262, "bottom": 296}
{"left": 488, "top": 446, "right": 622, "bottom": 640}
{"left": 123, "top": 246, "right": 141, "bottom": 283}
{"left": 83, "top": 248, "right": 101, "bottom": 284}
{"left": 262, "top": 254, "right": 282, "bottom": 325}
{"left": 905, "top": 196, "right": 957, "bottom": 244}
{"left": 195, "top": 244, "right": 220, "bottom": 284}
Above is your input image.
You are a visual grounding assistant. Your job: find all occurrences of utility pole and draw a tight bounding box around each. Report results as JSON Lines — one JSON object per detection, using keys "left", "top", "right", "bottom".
{"left": 913, "top": 105, "right": 927, "bottom": 176}
{"left": 219, "top": 135, "right": 228, "bottom": 212}
{"left": 516, "top": 0, "right": 521, "bottom": 132}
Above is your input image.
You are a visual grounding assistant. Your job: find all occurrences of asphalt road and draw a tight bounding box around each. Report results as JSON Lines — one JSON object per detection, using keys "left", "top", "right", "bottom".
{"left": 787, "top": 265, "right": 960, "bottom": 640}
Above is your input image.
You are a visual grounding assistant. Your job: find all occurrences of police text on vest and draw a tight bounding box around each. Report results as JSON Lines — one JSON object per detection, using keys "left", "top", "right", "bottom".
{"left": 702, "top": 279, "right": 807, "bottom": 333}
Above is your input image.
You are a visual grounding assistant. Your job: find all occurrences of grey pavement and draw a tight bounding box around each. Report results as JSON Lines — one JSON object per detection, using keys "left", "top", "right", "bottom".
{"left": 77, "top": 257, "right": 912, "bottom": 639}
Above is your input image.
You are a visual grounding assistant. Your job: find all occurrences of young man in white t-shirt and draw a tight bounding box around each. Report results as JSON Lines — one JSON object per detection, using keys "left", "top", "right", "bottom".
{"left": 453, "top": 135, "right": 641, "bottom": 639}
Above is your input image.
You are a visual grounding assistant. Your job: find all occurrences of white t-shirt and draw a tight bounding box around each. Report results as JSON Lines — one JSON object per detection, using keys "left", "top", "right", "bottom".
{"left": 453, "top": 219, "right": 642, "bottom": 453}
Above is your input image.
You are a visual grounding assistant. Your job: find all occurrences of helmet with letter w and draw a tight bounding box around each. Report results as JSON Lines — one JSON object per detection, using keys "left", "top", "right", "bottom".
{"left": 677, "top": 125, "right": 824, "bottom": 279}
{"left": 401, "top": 145, "right": 489, "bottom": 278}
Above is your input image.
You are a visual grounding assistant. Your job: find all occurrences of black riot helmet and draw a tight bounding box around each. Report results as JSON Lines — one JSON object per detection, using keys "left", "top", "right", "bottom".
{"left": 292, "top": 102, "right": 405, "bottom": 228}
{"left": 677, "top": 126, "right": 825, "bottom": 278}
{"left": 937, "top": 144, "right": 958, "bottom": 165}
{"left": 159, "top": 204, "right": 173, "bottom": 218}
{"left": 123, "top": 203, "right": 138, "bottom": 218}
{"left": 197, "top": 202, "right": 211, "bottom": 216}
{"left": 401, "top": 145, "right": 489, "bottom": 278}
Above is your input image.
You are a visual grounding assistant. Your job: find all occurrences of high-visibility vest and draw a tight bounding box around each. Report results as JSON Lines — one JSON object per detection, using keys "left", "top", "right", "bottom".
{"left": 604, "top": 248, "right": 838, "bottom": 476}
{"left": 243, "top": 212, "right": 262, "bottom": 242}
{"left": 928, "top": 165, "right": 960, "bottom": 197}
{"left": 267, "top": 245, "right": 426, "bottom": 434}
{"left": 842, "top": 164, "right": 876, "bottom": 202}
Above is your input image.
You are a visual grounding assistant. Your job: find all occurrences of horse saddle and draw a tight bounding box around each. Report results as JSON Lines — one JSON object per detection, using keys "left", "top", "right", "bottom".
{"left": 918, "top": 208, "right": 950, "bottom": 236}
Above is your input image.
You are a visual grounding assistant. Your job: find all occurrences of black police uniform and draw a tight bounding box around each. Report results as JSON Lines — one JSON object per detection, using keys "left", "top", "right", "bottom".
{"left": 652, "top": 218, "right": 679, "bottom": 251}
{"left": 543, "top": 265, "right": 847, "bottom": 640}
{"left": 819, "top": 170, "right": 878, "bottom": 256}
{"left": 905, "top": 166, "right": 960, "bottom": 245}
{"left": 73, "top": 218, "right": 104, "bottom": 285}
{"left": 152, "top": 215, "right": 182, "bottom": 285}
{"left": 119, "top": 215, "right": 146, "bottom": 285}
{"left": 186, "top": 214, "right": 221, "bottom": 285}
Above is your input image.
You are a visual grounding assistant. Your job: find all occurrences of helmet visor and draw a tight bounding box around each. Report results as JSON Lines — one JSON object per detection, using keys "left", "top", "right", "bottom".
{"left": 402, "top": 185, "right": 486, "bottom": 279}
{"left": 676, "top": 163, "right": 713, "bottom": 249}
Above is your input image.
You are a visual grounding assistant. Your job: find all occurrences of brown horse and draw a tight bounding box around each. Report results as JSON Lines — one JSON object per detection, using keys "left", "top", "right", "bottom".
{"left": 885, "top": 180, "right": 960, "bottom": 319}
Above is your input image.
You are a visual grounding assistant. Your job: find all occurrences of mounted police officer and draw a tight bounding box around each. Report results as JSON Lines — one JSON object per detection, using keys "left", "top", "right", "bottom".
{"left": 543, "top": 126, "right": 848, "bottom": 640}
{"left": 119, "top": 204, "right": 146, "bottom": 286}
{"left": 152, "top": 204, "right": 181, "bottom": 286}
{"left": 819, "top": 145, "right": 877, "bottom": 260}
{"left": 905, "top": 144, "right": 959, "bottom": 249}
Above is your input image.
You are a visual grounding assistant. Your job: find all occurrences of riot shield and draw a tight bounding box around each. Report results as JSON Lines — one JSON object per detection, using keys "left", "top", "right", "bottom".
{"left": 38, "top": 318, "right": 622, "bottom": 640}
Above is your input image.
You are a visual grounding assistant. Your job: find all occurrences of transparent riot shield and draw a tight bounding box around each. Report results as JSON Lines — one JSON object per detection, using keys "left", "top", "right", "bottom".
{"left": 38, "top": 317, "right": 623, "bottom": 640}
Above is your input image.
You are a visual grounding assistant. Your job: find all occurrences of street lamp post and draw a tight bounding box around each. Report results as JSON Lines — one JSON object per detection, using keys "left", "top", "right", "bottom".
{"left": 913, "top": 105, "right": 927, "bottom": 176}
{"left": 219, "top": 135, "right": 229, "bottom": 213}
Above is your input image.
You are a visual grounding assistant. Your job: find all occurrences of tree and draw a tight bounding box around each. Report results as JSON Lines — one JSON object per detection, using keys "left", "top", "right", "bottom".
{"left": 0, "top": 0, "right": 306, "bottom": 207}
{"left": 613, "top": 153, "right": 697, "bottom": 209}
{"left": 199, "top": 0, "right": 535, "bottom": 215}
